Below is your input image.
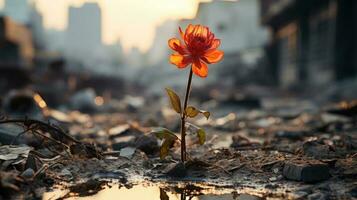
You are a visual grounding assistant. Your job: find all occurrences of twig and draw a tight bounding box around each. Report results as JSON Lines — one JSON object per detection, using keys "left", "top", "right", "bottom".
{"left": 0, "top": 119, "right": 80, "bottom": 144}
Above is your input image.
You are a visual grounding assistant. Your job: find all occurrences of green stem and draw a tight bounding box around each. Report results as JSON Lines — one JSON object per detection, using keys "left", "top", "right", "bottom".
{"left": 180, "top": 68, "right": 193, "bottom": 163}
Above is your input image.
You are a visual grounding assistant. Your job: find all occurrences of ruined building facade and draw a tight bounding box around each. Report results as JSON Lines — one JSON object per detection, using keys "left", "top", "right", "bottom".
{"left": 261, "top": 0, "right": 357, "bottom": 88}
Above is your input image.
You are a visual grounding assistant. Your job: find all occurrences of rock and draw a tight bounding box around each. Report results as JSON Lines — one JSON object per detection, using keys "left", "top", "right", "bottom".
{"left": 220, "top": 94, "right": 261, "bottom": 109}
{"left": 108, "top": 124, "right": 131, "bottom": 138}
{"left": 121, "top": 95, "right": 144, "bottom": 111}
{"left": 59, "top": 169, "right": 73, "bottom": 181}
{"left": 0, "top": 125, "right": 26, "bottom": 145}
{"left": 342, "top": 167, "right": 357, "bottom": 178}
{"left": 20, "top": 168, "right": 35, "bottom": 179}
{"left": 283, "top": 161, "right": 330, "bottom": 183}
{"left": 350, "top": 186, "right": 357, "bottom": 198}
{"left": 327, "top": 101, "right": 357, "bottom": 117}
{"left": 25, "top": 154, "right": 39, "bottom": 171}
{"left": 238, "top": 194, "right": 262, "bottom": 200}
{"left": 302, "top": 141, "right": 332, "bottom": 159}
{"left": 111, "top": 136, "right": 136, "bottom": 151}
{"left": 119, "top": 147, "right": 136, "bottom": 159}
{"left": 2, "top": 89, "right": 44, "bottom": 119}
{"left": 290, "top": 191, "right": 309, "bottom": 199}
{"left": 276, "top": 130, "right": 306, "bottom": 140}
{"left": 0, "top": 145, "right": 32, "bottom": 163}
{"left": 164, "top": 162, "right": 186, "bottom": 177}
{"left": 321, "top": 113, "right": 350, "bottom": 124}
{"left": 70, "top": 88, "right": 97, "bottom": 113}
{"left": 307, "top": 192, "right": 327, "bottom": 200}
{"left": 134, "top": 135, "right": 158, "bottom": 155}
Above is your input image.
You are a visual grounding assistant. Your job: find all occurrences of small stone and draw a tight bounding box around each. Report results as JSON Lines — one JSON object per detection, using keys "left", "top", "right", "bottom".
{"left": 302, "top": 141, "right": 332, "bottom": 159}
{"left": 111, "top": 136, "right": 135, "bottom": 151}
{"left": 59, "top": 169, "right": 73, "bottom": 180}
{"left": 238, "top": 194, "right": 262, "bottom": 200}
{"left": 291, "top": 191, "right": 309, "bottom": 199}
{"left": 164, "top": 162, "right": 186, "bottom": 177}
{"left": 350, "top": 186, "right": 357, "bottom": 197}
{"left": 283, "top": 161, "right": 330, "bottom": 183}
{"left": 307, "top": 192, "right": 327, "bottom": 200}
{"left": 273, "top": 168, "right": 279, "bottom": 174}
{"left": 21, "top": 168, "right": 35, "bottom": 179}
{"left": 135, "top": 135, "right": 158, "bottom": 155}
{"left": 276, "top": 130, "right": 305, "bottom": 140}
{"left": 120, "top": 147, "right": 136, "bottom": 159}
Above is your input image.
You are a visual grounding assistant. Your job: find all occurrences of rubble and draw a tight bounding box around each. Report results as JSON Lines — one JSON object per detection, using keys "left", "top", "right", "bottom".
{"left": 283, "top": 161, "right": 330, "bottom": 183}
{"left": 0, "top": 90, "right": 356, "bottom": 199}
{"left": 164, "top": 162, "right": 187, "bottom": 178}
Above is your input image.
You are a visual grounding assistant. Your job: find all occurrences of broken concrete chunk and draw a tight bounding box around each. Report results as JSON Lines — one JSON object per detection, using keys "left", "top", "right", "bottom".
{"left": 283, "top": 161, "right": 330, "bottom": 183}
{"left": 20, "top": 168, "right": 35, "bottom": 179}
{"left": 302, "top": 141, "right": 332, "bottom": 159}
{"left": 119, "top": 147, "right": 136, "bottom": 159}
{"left": 135, "top": 135, "right": 158, "bottom": 155}
{"left": 307, "top": 192, "right": 327, "bottom": 200}
{"left": 164, "top": 162, "right": 186, "bottom": 178}
{"left": 238, "top": 194, "right": 262, "bottom": 200}
{"left": 276, "top": 130, "right": 306, "bottom": 140}
{"left": 59, "top": 169, "right": 73, "bottom": 181}
{"left": 0, "top": 145, "right": 32, "bottom": 161}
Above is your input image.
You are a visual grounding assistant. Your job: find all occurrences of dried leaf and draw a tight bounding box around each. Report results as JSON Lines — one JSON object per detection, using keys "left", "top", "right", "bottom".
{"left": 185, "top": 106, "right": 210, "bottom": 119}
{"left": 185, "top": 106, "right": 199, "bottom": 118}
{"left": 165, "top": 88, "right": 182, "bottom": 114}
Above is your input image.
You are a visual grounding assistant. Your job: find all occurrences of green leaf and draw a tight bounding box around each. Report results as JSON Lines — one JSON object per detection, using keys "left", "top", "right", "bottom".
{"left": 150, "top": 127, "right": 178, "bottom": 140}
{"left": 165, "top": 88, "right": 182, "bottom": 114}
{"left": 185, "top": 106, "right": 210, "bottom": 119}
{"left": 160, "top": 137, "right": 176, "bottom": 159}
{"left": 197, "top": 128, "right": 206, "bottom": 145}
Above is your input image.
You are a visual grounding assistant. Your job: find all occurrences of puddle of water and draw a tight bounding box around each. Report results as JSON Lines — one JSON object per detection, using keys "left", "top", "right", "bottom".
{"left": 42, "top": 183, "right": 261, "bottom": 200}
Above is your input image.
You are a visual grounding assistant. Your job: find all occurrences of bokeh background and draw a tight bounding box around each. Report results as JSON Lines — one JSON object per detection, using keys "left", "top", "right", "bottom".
{"left": 0, "top": 0, "right": 357, "bottom": 110}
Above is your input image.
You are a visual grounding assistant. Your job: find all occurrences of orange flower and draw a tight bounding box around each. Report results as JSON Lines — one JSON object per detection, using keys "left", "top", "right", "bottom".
{"left": 168, "top": 24, "right": 224, "bottom": 78}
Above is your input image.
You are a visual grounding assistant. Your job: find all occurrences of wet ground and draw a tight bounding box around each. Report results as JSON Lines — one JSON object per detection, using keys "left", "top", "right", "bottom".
{"left": 0, "top": 90, "right": 356, "bottom": 199}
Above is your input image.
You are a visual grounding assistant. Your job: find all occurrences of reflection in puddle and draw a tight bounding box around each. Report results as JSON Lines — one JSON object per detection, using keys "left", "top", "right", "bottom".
{"left": 42, "top": 183, "right": 260, "bottom": 200}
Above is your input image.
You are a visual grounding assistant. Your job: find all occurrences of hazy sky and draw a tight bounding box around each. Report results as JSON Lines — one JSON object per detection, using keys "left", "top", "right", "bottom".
{"left": 0, "top": 0, "right": 206, "bottom": 52}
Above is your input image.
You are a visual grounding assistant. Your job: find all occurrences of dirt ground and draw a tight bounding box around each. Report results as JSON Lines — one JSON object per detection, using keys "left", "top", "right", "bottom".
{"left": 0, "top": 92, "right": 356, "bottom": 199}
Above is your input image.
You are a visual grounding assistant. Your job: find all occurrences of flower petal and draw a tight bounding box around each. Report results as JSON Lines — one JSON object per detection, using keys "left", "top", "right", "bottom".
{"left": 168, "top": 38, "right": 181, "bottom": 51}
{"left": 192, "top": 59, "right": 208, "bottom": 78}
{"left": 210, "top": 39, "right": 221, "bottom": 49}
{"left": 179, "top": 27, "right": 185, "bottom": 40}
{"left": 170, "top": 54, "right": 191, "bottom": 68}
{"left": 185, "top": 24, "right": 194, "bottom": 36}
{"left": 168, "top": 38, "right": 187, "bottom": 55}
{"left": 202, "top": 50, "right": 224, "bottom": 64}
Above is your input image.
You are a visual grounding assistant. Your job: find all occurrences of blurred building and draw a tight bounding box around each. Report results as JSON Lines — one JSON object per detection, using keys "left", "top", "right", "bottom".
{"left": 45, "top": 28, "right": 66, "bottom": 52}
{"left": 29, "top": 3, "right": 46, "bottom": 50}
{"left": 261, "top": 0, "right": 357, "bottom": 88}
{"left": 141, "top": 0, "right": 269, "bottom": 90}
{"left": 180, "top": 0, "right": 269, "bottom": 85}
{"left": 0, "top": 16, "right": 34, "bottom": 66}
{"left": 147, "top": 20, "right": 178, "bottom": 66}
{"left": 191, "top": 0, "right": 268, "bottom": 54}
{"left": 65, "top": 3, "right": 103, "bottom": 66}
{"left": 3, "top": 0, "right": 30, "bottom": 25}
{"left": 0, "top": 16, "right": 33, "bottom": 92}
